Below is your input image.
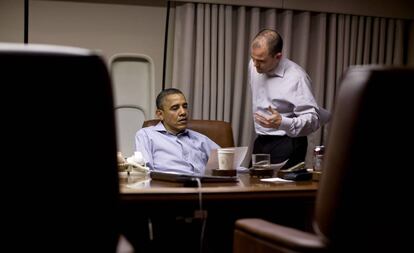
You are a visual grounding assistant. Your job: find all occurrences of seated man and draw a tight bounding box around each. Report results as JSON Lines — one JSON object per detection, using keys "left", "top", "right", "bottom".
{"left": 135, "top": 88, "right": 220, "bottom": 174}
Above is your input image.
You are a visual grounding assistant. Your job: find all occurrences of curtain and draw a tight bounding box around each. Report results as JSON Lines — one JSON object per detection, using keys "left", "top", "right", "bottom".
{"left": 166, "top": 1, "right": 413, "bottom": 166}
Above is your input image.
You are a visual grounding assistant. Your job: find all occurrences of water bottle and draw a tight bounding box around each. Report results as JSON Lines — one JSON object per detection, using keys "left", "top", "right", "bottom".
{"left": 313, "top": 145, "right": 325, "bottom": 171}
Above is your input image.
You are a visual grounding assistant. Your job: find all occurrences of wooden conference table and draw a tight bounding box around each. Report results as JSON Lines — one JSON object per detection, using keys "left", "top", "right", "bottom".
{"left": 119, "top": 172, "right": 318, "bottom": 253}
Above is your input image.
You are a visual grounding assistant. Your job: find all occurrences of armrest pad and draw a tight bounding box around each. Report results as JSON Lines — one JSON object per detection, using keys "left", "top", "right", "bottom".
{"left": 235, "top": 218, "right": 326, "bottom": 252}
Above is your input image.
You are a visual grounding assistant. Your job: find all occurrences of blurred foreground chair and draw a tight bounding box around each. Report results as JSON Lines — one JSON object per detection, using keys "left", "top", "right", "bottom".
{"left": 233, "top": 66, "right": 413, "bottom": 253}
{"left": 1, "top": 43, "right": 132, "bottom": 252}
{"left": 143, "top": 119, "right": 235, "bottom": 147}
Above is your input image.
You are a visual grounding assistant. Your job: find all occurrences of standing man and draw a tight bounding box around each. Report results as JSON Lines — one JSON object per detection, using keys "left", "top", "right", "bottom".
{"left": 249, "top": 28, "right": 329, "bottom": 169}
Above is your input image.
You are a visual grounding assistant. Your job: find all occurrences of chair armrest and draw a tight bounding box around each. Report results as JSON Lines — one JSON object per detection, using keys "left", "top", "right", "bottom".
{"left": 234, "top": 218, "right": 326, "bottom": 253}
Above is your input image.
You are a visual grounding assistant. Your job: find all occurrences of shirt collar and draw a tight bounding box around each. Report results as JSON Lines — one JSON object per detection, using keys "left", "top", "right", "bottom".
{"left": 267, "top": 57, "right": 286, "bottom": 77}
{"left": 154, "top": 121, "right": 189, "bottom": 136}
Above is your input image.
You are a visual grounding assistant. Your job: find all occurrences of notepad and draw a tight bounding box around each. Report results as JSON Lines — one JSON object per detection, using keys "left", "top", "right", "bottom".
{"left": 150, "top": 170, "right": 239, "bottom": 183}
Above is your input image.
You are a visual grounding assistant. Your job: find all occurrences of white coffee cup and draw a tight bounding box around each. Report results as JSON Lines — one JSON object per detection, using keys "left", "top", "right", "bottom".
{"left": 217, "top": 148, "right": 235, "bottom": 170}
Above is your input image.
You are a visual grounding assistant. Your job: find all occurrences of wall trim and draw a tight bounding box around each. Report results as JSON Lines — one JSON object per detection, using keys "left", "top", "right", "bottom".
{"left": 171, "top": 0, "right": 414, "bottom": 20}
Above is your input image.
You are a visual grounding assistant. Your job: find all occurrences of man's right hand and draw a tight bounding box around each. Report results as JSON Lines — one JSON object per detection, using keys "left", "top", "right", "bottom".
{"left": 254, "top": 106, "right": 282, "bottom": 128}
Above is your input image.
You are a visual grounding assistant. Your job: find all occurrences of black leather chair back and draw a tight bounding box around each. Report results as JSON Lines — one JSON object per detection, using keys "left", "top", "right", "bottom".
{"left": 1, "top": 43, "right": 120, "bottom": 252}
{"left": 316, "top": 66, "right": 413, "bottom": 252}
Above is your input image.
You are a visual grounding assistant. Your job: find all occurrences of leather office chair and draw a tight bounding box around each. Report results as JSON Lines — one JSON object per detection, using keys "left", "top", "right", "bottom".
{"left": 143, "top": 119, "right": 235, "bottom": 147}
{"left": 1, "top": 43, "right": 129, "bottom": 252}
{"left": 233, "top": 66, "right": 413, "bottom": 253}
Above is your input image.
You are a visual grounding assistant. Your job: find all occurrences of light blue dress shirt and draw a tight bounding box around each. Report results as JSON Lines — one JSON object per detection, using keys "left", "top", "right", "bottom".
{"left": 249, "top": 57, "right": 328, "bottom": 137}
{"left": 135, "top": 122, "right": 220, "bottom": 175}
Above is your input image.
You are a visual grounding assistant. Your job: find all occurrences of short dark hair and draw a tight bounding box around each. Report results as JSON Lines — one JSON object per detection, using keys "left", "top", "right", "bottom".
{"left": 156, "top": 88, "right": 184, "bottom": 110}
{"left": 252, "top": 28, "right": 283, "bottom": 56}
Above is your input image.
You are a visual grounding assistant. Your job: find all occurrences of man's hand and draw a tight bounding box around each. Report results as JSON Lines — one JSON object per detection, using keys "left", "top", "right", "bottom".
{"left": 254, "top": 106, "right": 282, "bottom": 128}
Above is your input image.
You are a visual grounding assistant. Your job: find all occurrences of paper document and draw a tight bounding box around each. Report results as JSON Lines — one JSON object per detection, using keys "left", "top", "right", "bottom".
{"left": 270, "top": 159, "right": 289, "bottom": 171}
{"left": 260, "top": 177, "right": 294, "bottom": 183}
{"left": 205, "top": 146, "right": 248, "bottom": 172}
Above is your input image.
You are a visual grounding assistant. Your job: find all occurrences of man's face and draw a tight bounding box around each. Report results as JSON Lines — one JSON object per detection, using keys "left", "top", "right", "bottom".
{"left": 156, "top": 93, "right": 188, "bottom": 135}
{"left": 251, "top": 44, "right": 281, "bottom": 74}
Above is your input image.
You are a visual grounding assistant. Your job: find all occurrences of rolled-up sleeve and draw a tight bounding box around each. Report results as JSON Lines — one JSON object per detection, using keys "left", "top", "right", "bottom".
{"left": 278, "top": 76, "right": 321, "bottom": 137}
{"left": 135, "top": 129, "right": 154, "bottom": 169}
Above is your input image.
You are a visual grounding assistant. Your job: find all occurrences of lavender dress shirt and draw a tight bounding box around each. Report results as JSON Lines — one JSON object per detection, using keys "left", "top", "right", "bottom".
{"left": 249, "top": 57, "right": 328, "bottom": 137}
{"left": 135, "top": 122, "right": 220, "bottom": 175}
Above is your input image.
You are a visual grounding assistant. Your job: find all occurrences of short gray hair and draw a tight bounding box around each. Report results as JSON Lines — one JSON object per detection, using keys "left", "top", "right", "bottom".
{"left": 252, "top": 29, "right": 283, "bottom": 56}
{"left": 156, "top": 88, "right": 184, "bottom": 110}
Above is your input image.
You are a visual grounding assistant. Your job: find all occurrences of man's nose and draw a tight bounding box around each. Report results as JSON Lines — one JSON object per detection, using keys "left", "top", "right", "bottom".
{"left": 178, "top": 107, "right": 187, "bottom": 115}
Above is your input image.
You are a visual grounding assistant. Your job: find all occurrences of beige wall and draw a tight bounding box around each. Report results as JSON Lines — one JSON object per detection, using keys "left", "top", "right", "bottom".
{"left": 0, "top": 0, "right": 24, "bottom": 42}
{"left": 28, "top": 0, "right": 167, "bottom": 93}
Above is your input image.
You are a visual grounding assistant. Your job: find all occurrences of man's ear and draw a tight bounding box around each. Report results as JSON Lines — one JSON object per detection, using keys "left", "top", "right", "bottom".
{"left": 275, "top": 52, "right": 282, "bottom": 60}
{"left": 156, "top": 109, "right": 164, "bottom": 120}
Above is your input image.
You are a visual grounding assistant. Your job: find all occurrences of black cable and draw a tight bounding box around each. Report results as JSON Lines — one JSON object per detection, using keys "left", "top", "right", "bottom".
{"left": 194, "top": 178, "right": 206, "bottom": 253}
{"left": 24, "top": 0, "right": 29, "bottom": 43}
{"left": 161, "top": 0, "right": 171, "bottom": 90}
